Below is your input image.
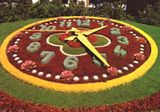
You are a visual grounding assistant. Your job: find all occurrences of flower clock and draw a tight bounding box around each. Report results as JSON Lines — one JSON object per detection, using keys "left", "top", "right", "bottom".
{"left": 0, "top": 16, "right": 158, "bottom": 93}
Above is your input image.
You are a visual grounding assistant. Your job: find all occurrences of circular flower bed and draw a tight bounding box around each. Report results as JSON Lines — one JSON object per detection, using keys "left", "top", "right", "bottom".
{"left": 0, "top": 16, "right": 158, "bottom": 93}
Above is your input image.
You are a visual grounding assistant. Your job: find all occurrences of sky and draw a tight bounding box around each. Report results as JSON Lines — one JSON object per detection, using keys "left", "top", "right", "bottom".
{"left": 32, "top": 0, "right": 57, "bottom": 4}
{"left": 32, "top": 0, "right": 39, "bottom": 4}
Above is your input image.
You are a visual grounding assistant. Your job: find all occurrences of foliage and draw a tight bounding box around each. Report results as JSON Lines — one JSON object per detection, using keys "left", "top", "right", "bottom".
{"left": 64, "top": 2, "right": 89, "bottom": 16}
{"left": 0, "top": 0, "right": 32, "bottom": 22}
{"left": 29, "top": 3, "right": 49, "bottom": 18}
{"left": 0, "top": 0, "right": 160, "bottom": 26}
{"left": 86, "top": 0, "right": 128, "bottom": 20}
{"left": 0, "top": 0, "right": 127, "bottom": 22}
{"left": 139, "top": 0, "right": 160, "bottom": 25}
{"left": 0, "top": 5, "right": 17, "bottom": 22}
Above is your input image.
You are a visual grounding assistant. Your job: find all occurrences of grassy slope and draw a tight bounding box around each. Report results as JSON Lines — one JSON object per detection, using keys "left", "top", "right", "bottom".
{"left": 0, "top": 19, "right": 160, "bottom": 108}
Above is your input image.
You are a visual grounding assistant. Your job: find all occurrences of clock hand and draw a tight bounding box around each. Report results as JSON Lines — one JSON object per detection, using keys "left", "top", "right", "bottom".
{"left": 77, "top": 34, "right": 110, "bottom": 67}
{"left": 67, "top": 27, "right": 80, "bottom": 34}
{"left": 26, "top": 29, "right": 68, "bottom": 32}
{"left": 26, "top": 27, "right": 81, "bottom": 33}
{"left": 65, "top": 26, "right": 108, "bottom": 41}
{"left": 81, "top": 25, "right": 108, "bottom": 36}
{"left": 64, "top": 27, "right": 109, "bottom": 66}
{"left": 64, "top": 35, "right": 77, "bottom": 41}
{"left": 65, "top": 27, "right": 80, "bottom": 41}
{"left": 65, "top": 25, "right": 108, "bottom": 41}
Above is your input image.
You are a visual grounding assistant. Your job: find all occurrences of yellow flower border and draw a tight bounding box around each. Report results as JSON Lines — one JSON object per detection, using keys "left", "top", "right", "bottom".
{"left": 0, "top": 16, "right": 158, "bottom": 93}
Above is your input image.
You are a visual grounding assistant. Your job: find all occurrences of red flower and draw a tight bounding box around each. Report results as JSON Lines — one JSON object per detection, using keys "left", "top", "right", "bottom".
{"left": 59, "top": 33, "right": 70, "bottom": 41}
{"left": 133, "top": 53, "right": 145, "bottom": 60}
{"left": 122, "top": 26, "right": 133, "bottom": 31}
{"left": 107, "top": 67, "right": 118, "bottom": 76}
{"left": 88, "top": 35, "right": 98, "bottom": 42}
{"left": 60, "top": 70, "right": 74, "bottom": 81}
{"left": 7, "top": 45, "right": 19, "bottom": 53}
{"left": 67, "top": 41, "right": 81, "bottom": 48}
{"left": 136, "top": 38, "right": 147, "bottom": 44}
{"left": 21, "top": 60, "right": 36, "bottom": 71}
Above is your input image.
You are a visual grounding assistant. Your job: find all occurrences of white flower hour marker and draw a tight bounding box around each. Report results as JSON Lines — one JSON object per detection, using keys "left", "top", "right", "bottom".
{"left": 32, "top": 69, "right": 37, "bottom": 74}
{"left": 133, "top": 61, "right": 139, "bottom": 64}
{"left": 93, "top": 75, "right": 99, "bottom": 80}
{"left": 46, "top": 74, "right": 52, "bottom": 78}
{"left": 12, "top": 54, "right": 17, "bottom": 57}
{"left": 16, "top": 38, "right": 20, "bottom": 41}
{"left": 102, "top": 74, "right": 108, "bottom": 78}
{"left": 55, "top": 75, "right": 60, "bottom": 80}
{"left": 123, "top": 67, "right": 128, "bottom": 71}
{"left": 129, "top": 64, "right": 134, "bottom": 68}
{"left": 118, "top": 70, "right": 123, "bottom": 74}
{"left": 140, "top": 44, "right": 145, "bottom": 48}
{"left": 73, "top": 76, "right": 79, "bottom": 81}
{"left": 17, "top": 60, "right": 23, "bottom": 64}
{"left": 14, "top": 57, "right": 20, "bottom": 61}
{"left": 83, "top": 76, "right": 89, "bottom": 81}
{"left": 38, "top": 72, "right": 44, "bottom": 76}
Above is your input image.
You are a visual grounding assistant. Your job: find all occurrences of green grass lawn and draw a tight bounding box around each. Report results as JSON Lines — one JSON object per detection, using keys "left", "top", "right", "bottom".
{"left": 0, "top": 19, "right": 160, "bottom": 108}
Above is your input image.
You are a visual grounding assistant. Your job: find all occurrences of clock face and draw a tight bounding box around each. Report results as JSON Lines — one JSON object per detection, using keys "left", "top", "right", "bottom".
{"left": 0, "top": 16, "right": 158, "bottom": 92}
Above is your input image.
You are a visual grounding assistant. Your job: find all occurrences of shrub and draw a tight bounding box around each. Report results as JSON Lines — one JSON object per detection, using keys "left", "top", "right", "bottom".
{"left": 0, "top": 6, "right": 18, "bottom": 23}
{"left": 29, "top": 3, "right": 50, "bottom": 18}
{"left": 0, "top": 0, "right": 160, "bottom": 26}
{"left": 139, "top": 0, "right": 160, "bottom": 25}
{"left": 64, "top": 2, "right": 88, "bottom": 16}
{"left": 89, "top": 1, "right": 127, "bottom": 20}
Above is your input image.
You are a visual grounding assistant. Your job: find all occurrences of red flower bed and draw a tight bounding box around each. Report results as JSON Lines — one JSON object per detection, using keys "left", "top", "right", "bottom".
{"left": 0, "top": 91, "right": 160, "bottom": 112}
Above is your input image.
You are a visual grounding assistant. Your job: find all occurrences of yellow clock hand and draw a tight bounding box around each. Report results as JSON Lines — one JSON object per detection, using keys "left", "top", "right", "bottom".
{"left": 65, "top": 27, "right": 81, "bottom": 41}
{"left": 82, "top": 25, "right": 108, "bottom": 36}
{"left": 65, "top": 35, "right": 77, "bottom": 41}
{"left": 68, "top": 27, "right": 80, "bottom": 34}
{"left": 77, "top": 34, "right": 110, "bottom": 67}
{"left": 65, "top": 26, "right": 108, "bottom": 41}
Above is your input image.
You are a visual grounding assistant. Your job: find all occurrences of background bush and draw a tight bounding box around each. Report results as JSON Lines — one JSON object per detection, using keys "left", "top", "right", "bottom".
{"left": 139, "top": 0, "right": 160, "bottom": 25}
{"left": 0, "top": 0, "right": 160, "bottom": 26}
